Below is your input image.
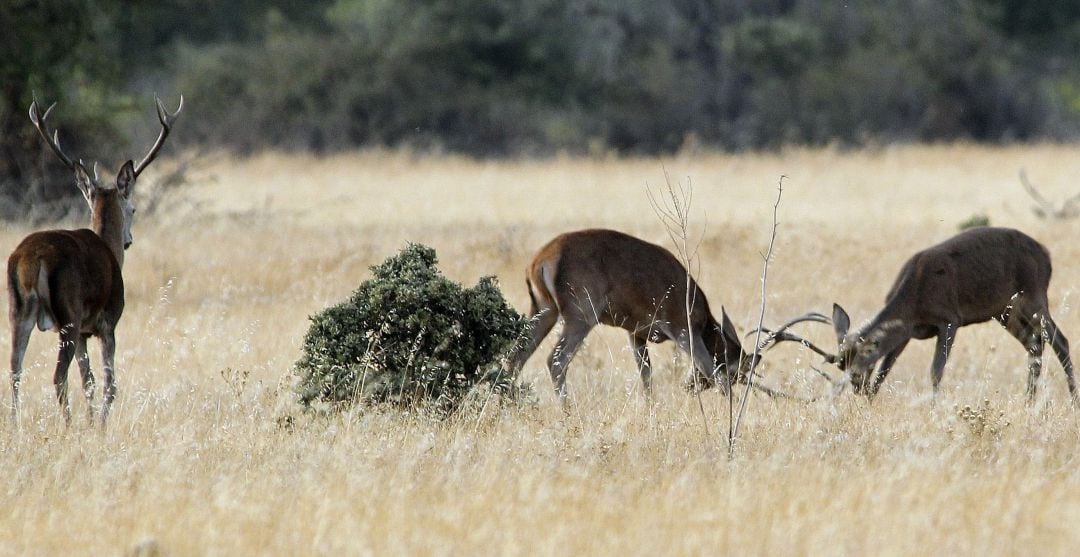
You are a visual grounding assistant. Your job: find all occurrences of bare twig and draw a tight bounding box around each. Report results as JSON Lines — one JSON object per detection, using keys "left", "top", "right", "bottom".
{"left": 138, "top": 147, "right": 217, "bottom": 216}
{"left": 729, "top": 175, "right": 785, "bottom": 455}
{"left": 647, "top": 167, "right": 710, "bottom": 437}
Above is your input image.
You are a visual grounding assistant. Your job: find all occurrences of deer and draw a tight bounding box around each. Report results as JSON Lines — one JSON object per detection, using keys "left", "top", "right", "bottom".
{"left": 505, "top": 228, "right": 826, "bottom": 401}
{"left": 765, "top": 226, "right": 1075, "bottom": 402}
{"left": 7, "top": 96, "right": 181, "bottom": 424}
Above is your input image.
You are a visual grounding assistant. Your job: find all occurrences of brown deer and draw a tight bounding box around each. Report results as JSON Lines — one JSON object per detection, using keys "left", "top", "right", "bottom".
{"left": 7, "top": 96, "right": 181, "bottom": 423}
{"left": 505, "top": 228, "right": 825, "bottom": 400}
{"left": 768, "top": 227, "right": 1075, "bottom": 401}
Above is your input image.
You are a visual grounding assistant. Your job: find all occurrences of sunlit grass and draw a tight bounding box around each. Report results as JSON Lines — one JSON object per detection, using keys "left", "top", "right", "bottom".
{"left": 1, "top": 143, "right": 1080, "bottom": 554}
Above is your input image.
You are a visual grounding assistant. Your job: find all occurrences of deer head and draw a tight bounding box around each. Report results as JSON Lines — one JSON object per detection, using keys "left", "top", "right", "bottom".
{"left": 832, "top": 304, "right": 917, "bottom": 395}
{"left": 29, "top": 96, "right": 182, "bottom": 260}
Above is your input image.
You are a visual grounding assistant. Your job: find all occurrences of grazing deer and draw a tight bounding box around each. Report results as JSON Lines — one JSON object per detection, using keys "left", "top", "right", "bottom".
{"left": 770, "top": 227, "right": 1075, "bottom": 401}
{"left": 505, "top": 228, "right": 824, "bottom": 400}
{"left": 7, "top": 97, "right": 181, "bottom": 423}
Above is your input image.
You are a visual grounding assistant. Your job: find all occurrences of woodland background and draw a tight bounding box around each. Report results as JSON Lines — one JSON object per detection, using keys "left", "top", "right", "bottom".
{"left": 3, "top": 0, "right": 1080, "bottom": 216}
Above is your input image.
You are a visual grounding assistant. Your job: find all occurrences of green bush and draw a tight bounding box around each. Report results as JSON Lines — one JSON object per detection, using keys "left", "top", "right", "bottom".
{"left": 958, "top": 213, "right": 991, "bottom": 230}
{"left": 295, "top": 244, "right": 528, "bottom": 412}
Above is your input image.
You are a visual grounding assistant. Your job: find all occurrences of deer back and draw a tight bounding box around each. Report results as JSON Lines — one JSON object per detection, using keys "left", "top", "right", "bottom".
{"left": 879, "top": 227, "right": 1052, "bottom": 328}
{"left": 529, "top": 229, "right": 717, "bottom": 337}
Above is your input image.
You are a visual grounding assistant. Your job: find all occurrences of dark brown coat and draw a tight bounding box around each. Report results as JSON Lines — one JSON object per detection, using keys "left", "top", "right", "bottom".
{"left": 832, "top": 226, "right": 1074, "bottom": 400}
{"left": 507, "top": 229, "right": 749, "bottom": 398}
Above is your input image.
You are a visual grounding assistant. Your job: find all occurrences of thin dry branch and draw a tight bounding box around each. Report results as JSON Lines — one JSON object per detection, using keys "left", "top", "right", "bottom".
{"left": 647, "top": 169, "right": 710, "bottom": 437}
{"left": 729, "top": 175, "right": 785, "bottom": 455}
{"left": 138, "top": 147, "right": 217, "bottom": 216}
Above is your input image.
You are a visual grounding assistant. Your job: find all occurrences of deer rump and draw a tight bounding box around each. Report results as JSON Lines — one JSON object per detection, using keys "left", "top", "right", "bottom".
{"left": 529, "top": 229, "right": 715, "bottom": 341}
{"left": 8, "top": 229, "right": 124, "bottom": 335}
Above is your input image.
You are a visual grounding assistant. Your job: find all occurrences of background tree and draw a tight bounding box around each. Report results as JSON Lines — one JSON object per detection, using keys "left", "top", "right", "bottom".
{"left": 4, "top": 0, "right": 1080, "bottom": 217}
{"left": 0, "top": 0, "right": 124, "bottom": 219}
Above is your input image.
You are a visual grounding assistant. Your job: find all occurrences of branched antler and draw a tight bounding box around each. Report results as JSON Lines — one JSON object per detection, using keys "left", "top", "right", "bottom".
{"left": 747, "top": 311, "right": 837, "bottom": 362}
{"left": 29, "top": 100, "right": 77, "bottom": 171}
{"left": 134, "top": 96, "right": 184, "bottom": 178}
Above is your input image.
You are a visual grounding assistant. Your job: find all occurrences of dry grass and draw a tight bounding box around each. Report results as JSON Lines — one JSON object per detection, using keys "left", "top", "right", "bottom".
{"left": 2, "top": 143, "right": 1080, "bottom": 555}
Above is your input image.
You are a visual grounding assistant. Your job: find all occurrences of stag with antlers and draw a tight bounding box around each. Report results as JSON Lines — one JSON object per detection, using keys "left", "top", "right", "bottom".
{"left": 7, "top": 96, "right": 181, "bottom": 424}
{"left": 764, "top": 227, "right": 1075, "bottom": 402}
{"left": 504, "top": 228, "right": 827, "bottom": 401}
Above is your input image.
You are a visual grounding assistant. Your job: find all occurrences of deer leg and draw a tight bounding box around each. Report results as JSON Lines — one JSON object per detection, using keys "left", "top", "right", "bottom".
{"left": 99, "top": 329, "right": 118, "bottom": 424}
{"left": 54, "top": 324, "right": 79, "bottom": 424}
{"left": 1003, "top": 309, "right": 1051, "bottom": 401}
{"left": 868, "top": 338, "right": 910, "bottom": 399}
{"left": 1018, "top": 312, "right": 1048, "bottom": 401}
{"left": 629, "top": 333, "right": 653, "bottom": 396}
{"left": 547, "top": 320, "right": 592, "bottom": 403}
{"left": 506, "top": 306, "right": 558, "bottom": 374}
{"left": 1042, "top": 315, "right": 1076, "bottom": 402}
{"left": 75, "top": 334, "right": 95, "bottom": 421}
{"left": 1024, "top": 331, "right": 1046, "bottom": 402}
{"left": 930, "top": 324, "right": 957, "bottom": 397}
{"left": 9, "top": 308, "right": 34, "bottom": 421}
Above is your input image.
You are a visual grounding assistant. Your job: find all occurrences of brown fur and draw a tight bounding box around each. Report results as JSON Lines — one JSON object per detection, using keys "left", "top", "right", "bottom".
{"left": 8, "top": 166, "right": 133, "bottom": 424}
{"left": 11, "top": 97, "right": 178, "bottom": 424}
{"left": 506, "top": 228, "right": 749, "bottom": 400}
{"left": 832, "top": 226, "right": 1075, "bottom": 401}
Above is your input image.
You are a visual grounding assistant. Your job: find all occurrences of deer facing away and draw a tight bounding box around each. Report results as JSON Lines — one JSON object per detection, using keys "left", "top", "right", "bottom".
{"left": 770, "top": 226, "right": 1075, "bottom": 401}
{"left": 505, "top": 228, "right": 822, "bottom": 400}
{"left": 7, "top": 97, "right": 181, "bottom": 423}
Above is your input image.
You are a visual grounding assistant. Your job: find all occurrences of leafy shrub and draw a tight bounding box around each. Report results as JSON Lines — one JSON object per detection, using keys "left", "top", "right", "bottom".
{"left": 958, "top": 213, "right": 991, "bottom": 230}
{"left": 295, "top": 244, "right": 528, "bottom": 412}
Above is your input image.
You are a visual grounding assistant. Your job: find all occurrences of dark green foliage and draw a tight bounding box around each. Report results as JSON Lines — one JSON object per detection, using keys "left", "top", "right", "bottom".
{"left": 5, "top": 0, "right": 1080, "bottom": 209}
{"left": 0, "top": 0, "right": 326, "bottom": 218}
{"left": 295, "top": 244, "right": 528, "bottom": 412}
{"left": 959, "top": 213, "right": 991, "bottom": 230}
{"left": 167, "top": 0, "right": 1080, "bottom": 155}
{"left": 0, "top": 0, "right": 128, "bottom": 220}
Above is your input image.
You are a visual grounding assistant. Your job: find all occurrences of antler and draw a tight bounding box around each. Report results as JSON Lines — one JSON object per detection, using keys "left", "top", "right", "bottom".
{"left": 1020, "top": 169, "right": 1080, "bottom": 220}
{"left": 760, "top": 329, "right": 838, "bottom": 363}
{"left": 28, "top": 100, "right": 77, "bottom": 171}
{"left": 747, "top": 311, "right": 837, "bottom": 362}
{"left": 134, "top": 95, "right": 183, "bottom": 178}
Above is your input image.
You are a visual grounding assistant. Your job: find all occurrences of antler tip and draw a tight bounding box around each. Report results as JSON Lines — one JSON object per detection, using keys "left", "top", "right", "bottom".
{"left": 155, "top": 94, "right": 184, "bottom": 122}
{"left": 28, "top": 100, "right": 56, "bottom": 124}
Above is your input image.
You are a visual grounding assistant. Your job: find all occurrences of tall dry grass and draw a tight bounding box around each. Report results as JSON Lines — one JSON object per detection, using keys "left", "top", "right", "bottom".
{"left": 1, "top": 144, "right": 1080, "bottom": 555}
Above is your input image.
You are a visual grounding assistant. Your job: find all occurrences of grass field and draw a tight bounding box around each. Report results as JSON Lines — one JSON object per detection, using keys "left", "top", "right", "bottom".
{"left": 2, "top": 144, "right": 1080, "bottom": 555}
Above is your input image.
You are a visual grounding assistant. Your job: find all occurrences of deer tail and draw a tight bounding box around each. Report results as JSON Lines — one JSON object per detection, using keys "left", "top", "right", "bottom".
{"left": 33, "top": 265, "right": 57, "bottom": 331}
{"left": 13, "top": 260, "right": 56, "bottom": 332}
{"left": 526, "top": 254, "right": 562, "bottom": 318}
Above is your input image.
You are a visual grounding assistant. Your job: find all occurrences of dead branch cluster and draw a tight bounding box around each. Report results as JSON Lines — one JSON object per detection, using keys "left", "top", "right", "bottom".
{"left": 1019, "top": 169, "right": 1080, "bottom": 220}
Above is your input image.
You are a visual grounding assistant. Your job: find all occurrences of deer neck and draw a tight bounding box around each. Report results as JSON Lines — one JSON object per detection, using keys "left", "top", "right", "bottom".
{"left": 91, "top": 191, "right": 126, "bottom": 269}
{"left": 861, "top": 310, "right": 912, "bottom": 353}
{"left": 866, "top": 297, "right": 915, "bottom": 339}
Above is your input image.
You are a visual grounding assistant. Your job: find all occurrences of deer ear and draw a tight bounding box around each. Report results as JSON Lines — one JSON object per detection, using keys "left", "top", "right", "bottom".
{"left": 719, "top": 306, "right": 738, "bottom": 336}
{"left": 73, "top": 161, "right": 94, "bottom": 202}
{"left": 116, "top": 160, "right": 135, "bottom": 198}
{"left": 832, "top": 303, "right": 850, "bottom": 344}
{"left": 717, "top": 306, "right": 744, "bottom": 354}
